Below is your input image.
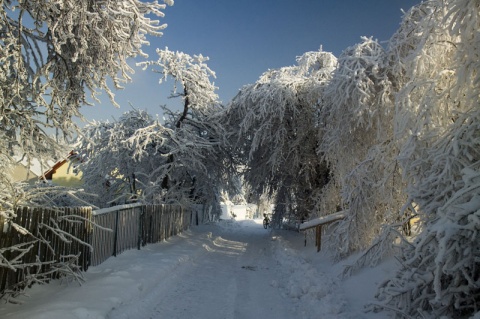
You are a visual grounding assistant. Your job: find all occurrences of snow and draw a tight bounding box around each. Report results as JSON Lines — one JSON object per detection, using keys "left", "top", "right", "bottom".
{"left": 0, "top": 219, "right": 397, "bottom": 319}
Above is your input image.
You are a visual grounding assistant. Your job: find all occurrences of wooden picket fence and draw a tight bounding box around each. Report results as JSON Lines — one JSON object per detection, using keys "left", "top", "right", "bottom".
{"left": 0, "top": 206, "right": 93, "bottom": 296}
{"left": 90, "top": 204, "right": 192, "bottom": 266}
{"left": 0, "top": 203, "right": 197, "bottom": 297}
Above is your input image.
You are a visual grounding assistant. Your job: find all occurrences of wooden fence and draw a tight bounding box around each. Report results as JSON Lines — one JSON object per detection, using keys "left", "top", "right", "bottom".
{"left": 0, "top": 206, "right": 93, "bottom": 296}
{"left": 299, "top": 211, "right": 346, "bottom": 252}
{"left": 0, "top": 204, "right": 196, "bottom": 297}
{"left": 90, "top": 204, "right": 192, "bottom": 266}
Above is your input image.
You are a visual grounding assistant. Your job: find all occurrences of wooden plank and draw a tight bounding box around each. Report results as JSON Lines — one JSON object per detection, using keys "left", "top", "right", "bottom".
{"left": 29, "top": 207, "right": 42, "bottom": 283}
{"left": 161, "top": 205, "right": 165, "bottom": 241}
{"left": 80, "top": 207, "right": 90, "bottom": 270}
{"left": 0, "top": 212, "right": 11, "bottom": 293}
{"left": 5, "top": 208, "right": 16, "bottom": 291}
{"left": 41, "top": 207, "right": 52, "bottom": 279}
{"left": 13, "top": 207, "right": 28, "bottom": 288}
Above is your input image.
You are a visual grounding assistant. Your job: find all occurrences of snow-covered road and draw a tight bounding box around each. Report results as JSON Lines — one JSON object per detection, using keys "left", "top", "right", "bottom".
{"left": 107, "top": 220, "right": 298, "bottom": 319}
{"left": 1, "top": 219, "right": 391, "bottom": 319}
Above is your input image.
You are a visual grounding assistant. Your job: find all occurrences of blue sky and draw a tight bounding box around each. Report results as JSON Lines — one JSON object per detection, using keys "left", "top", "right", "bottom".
{"left": 80, "top": 0, "right": 420, "bottom": 122}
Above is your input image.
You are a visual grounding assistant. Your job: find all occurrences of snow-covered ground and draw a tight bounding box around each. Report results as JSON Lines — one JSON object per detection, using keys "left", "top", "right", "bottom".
{"left": 0, "top": 219, "right": 397, "bottom": 319}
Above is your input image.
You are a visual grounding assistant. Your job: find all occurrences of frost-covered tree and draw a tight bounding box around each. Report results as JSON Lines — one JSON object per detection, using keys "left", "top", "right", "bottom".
{"left": 1, "top": 0, "right": 174, "bottom": 205}
{"left": 376, "top": 110, "right": 480, "bottom": 318}
{"left": 0, "top": 0, "right": 172, "bottom": 300}
{"left": 136, "top": 48, "right": 237, "bottom": 212}
{"left": 1, "top": 0, "right": 172, "bottom": 166}
{"left": 318, "top": 37, "right": 406, "bottom": 260}
{"left": 78, "top": 48, "right": 236, "bottom": 212}
{"left": 373, "top": 0, "right": 480, "bottom": 317}
{"left": 223, "top": 50, "right": 336, "bottom": 226}
{"left": 77, "top": 109, "right": 163, "bottom": 207}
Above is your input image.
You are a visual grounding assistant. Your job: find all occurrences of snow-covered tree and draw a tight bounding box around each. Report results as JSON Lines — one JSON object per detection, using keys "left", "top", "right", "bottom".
{"left": 318, "top": 37, "right": 406, "bottom": 260}
{"left": 373, "top": 0, "right": 480, "bottom": 317}
{"left": 223, "top": 50, "right": 336, "bottom": 226}
{"left": 1, "top": 0, "right": 174, "bottom": 203}
{"left": 1, "top": 0, "right": 172, "bottom": 300}
{"left": 78, "top": 48, "right": 236, "bottom": 212}
{"left": 77, "top": 109, "right": 163, "bottom": 207}
{"left": 134, "top": 48, "right": 237, "bottom": 212}
{"left": 1, "top": 0, "right": 172, "bottom": 165}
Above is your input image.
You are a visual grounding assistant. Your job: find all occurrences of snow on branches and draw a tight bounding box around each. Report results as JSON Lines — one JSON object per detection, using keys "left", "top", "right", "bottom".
{"left": 0, "top": 0, "right": 172, "bottom": 165}
{"left": 138, "top": 47, "right": 219, "bottom": 121}
{"left": 77, "top": 110, "right": 162, "bottom": 207}
{"left": 135, "top": 48, "right": 231, "bottom": 209}
{"left": 375, "top": 109, "right": 480, "bottom": 318}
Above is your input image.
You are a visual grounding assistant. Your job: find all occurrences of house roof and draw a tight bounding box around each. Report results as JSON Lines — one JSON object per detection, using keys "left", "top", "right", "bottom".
{"left": 13, "top": 155, "right": 55, "bottom": 177}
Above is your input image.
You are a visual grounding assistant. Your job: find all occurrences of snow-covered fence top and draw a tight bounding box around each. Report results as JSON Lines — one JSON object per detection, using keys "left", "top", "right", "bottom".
{"left": 299, "top": 211, "right": 346, "bottom": 231}
{"left": 92, "top": 203, "right": 144, "bottom": 216}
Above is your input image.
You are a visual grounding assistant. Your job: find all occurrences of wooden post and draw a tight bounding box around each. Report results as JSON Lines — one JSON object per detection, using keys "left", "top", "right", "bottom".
{"left": 137, "top": 206, "right": 144, "bottom": 250}
{"left": 113, "top": 210, "right": 119, "bottom": 257}
{"left": 315, "top": 225, "right": 322, "bottom": 252}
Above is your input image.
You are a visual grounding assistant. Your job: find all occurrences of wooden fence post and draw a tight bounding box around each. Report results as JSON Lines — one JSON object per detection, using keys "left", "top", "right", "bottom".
{"left": 137, "top": 206, "right": 145, "bottom": 250}
{"left": 113, "top": 210, "right": 119, "bottom": 257}
{"left": 315, "top": 225, "right": 321, "bottom": 252}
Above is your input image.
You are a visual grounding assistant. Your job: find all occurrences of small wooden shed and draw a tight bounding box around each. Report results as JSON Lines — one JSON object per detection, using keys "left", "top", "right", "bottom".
{"left": 299, "top": 211, "right": 346, "bottom": 252}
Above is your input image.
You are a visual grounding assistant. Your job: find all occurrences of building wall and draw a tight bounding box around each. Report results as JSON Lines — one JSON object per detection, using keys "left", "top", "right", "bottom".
{"left": 51, "top": 160, "right": 83, "bottom": 188}
{"left": 10, "top": 165, "right": 39, "bottom": 184}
